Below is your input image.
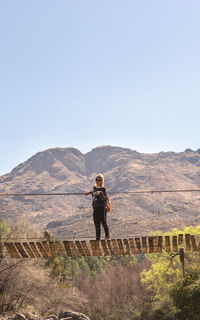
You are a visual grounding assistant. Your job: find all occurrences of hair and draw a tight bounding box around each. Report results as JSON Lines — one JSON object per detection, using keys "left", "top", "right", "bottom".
{"left": 95, "top": 173, "right": 104, "bottom": 187}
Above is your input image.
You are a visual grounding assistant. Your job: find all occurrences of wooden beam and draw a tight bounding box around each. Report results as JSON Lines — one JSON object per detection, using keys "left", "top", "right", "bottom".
{"left": 111, "top": 239, "right": 120, "bottom": 255}
{"left": 107, "top": 239, "right": 114, "bottom": 255}
{"left": 129, "top": 238, "right": 136, "bottom": 254}
{"left": 94, "top": 241, "right": 102, "bottom": 256}
{"left": 63, "top": 241, "right": 73, "bottom": 257}
{"left": 148, "top": 237, "right": 153, "bottom": 253}
{"left": 29, "top": 242, "right": 41, "bottom": 258}
{"left": 178, "top": 234, "right": 183, "bottom": 245}
{"left": 81, "top": 240, "right": 91, "bottom": 256}
{"left": 142, "top": 237, "right": 147, "bottom": 254}
{"left": 101, "top": 240, "right": 109, "bottom": 256}
{"left": 153, "top": 237, "right": 158, "bottom": 253}
{"left": 190, "top": 235, "right": 198, "bottom": 251}
{"left": 69, "top": 241, "right": 79, "bottom": 257}
{"left": 165, "top": 236, "right": 171, "bottom": 252}
{"left": 22, "top": 242, "right": 35, "bottom": 258}
{"left": 123, "top": 239, "right": 130, "bottom": 255}
{"left": 90, "top": 240, "right": 97, "bottom": 256}
{"left": 0, "top": 242, "right": 3, "bottom": 258}
{"left": 185, "top": 234, "right": 191, "bottom": 251}
{"left": 5, "top": 243, "right": 20, "bottom": 258}
{"left": 42, "top": 241, "right": 52, "bottom": 258}
{"left": 36, "top": 242, "right": 48, "bottom": 258}
{"left": 158, "top": 236, "right": 163, "bottom": 253}
{"left": 75, "top": 241, "right": 85, "bottom": 256}
{"left": 14, "top": 243, "right": 29, "bottom": 258}
{"left": 49, "top": 241, "right": 57, "bottom": 258}
{"left": 135, "top": 238, "right": 141, "bottom": 254}
{"left": 172, "top": 236, "right": 178, "bottom": 252}
{"left": 55, "top": 241, "right": 66, "bottom": 257}
{"left": 117, "top": 239, "right": 125, "bottom": 255}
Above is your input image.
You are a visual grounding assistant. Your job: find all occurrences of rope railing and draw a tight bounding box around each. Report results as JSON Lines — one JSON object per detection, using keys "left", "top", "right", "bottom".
{"left": 1, "top": 189, "right": 200, "bottom": 197}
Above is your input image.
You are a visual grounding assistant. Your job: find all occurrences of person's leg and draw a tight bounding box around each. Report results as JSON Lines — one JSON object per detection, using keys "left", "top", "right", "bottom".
{"left": 100, "top": 208, "right": 109, "bottom": 239}
{"left": 93, "top": 208, "right": 101, "bottom": 240}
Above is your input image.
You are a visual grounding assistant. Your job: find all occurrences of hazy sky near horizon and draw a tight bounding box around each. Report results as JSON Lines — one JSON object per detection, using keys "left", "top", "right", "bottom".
{"left": 0, "top": 1, "right": 200, "bottom": 175}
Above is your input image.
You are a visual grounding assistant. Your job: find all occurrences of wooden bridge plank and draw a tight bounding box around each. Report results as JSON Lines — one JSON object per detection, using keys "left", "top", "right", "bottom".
{"left": 89, "top": 240, "right": 97, "bottom": 256}
{"left": 63, "top": 241, "right": 73, "bottom": 257}
{"left": 129, "top": 238, "right": 136, "bottom": 254}
{"left": 135, "top": 238, "right": 141, "bottom": 254}
{"left": 178, "top": 234, "right": 183, "bottom": 245}
{"left": 158, "top": 236, "right": 163, "bottom": 253}
{"left": 22, "top": 242, "right": 35, "bottom": 258}
{"left": 111, "top": 239, "right": 120, "bottom": 255}
{"left": 94, "top": 240, "right": 102, "bottom": 256}
{"left": 4, "top": 243, "right": 15, "bottom": 258}
{"left": 190, "top": 235, "right": 198, "bottom": 251}
{"left": 142, "top": 237, "right": 147, "bottom": 254}
{"left": 106, "top": 239, "right": 114, "bottom": 255}
{"left": 49, "top": 241, "right": 57, "bottom": 258}
{"left": 198, "top": 237, "right": 200, "bottom": 251}
{"left": 165, "top": 236, "right": 171, "bottom": 252}
{"left": 117, "top": 239, "right": 125, "bottom": 255}
{"left": 172, "top": 236, "right": 178, "bottom": 252}
{"left": 123, "top": 239, "right": 130, "bottom": 254}
{"left": 89, "top": 240, "right": 102, "bottom": 256}
{"left": 90, "top": 240, "right": 97, "bottom": 256}
{"left": 0, "top": 243, "right": 3, "bottom": 258}
{"left": 81, "top": 241, "right": 91, "bottom": 256}
{"left": 153, "top": 237, "right": 158, "bottom": 253}
{"left": 55, "top": 241, "right": 66, "bottom": 257}
{"left": 5, "top": 243, "right": 20, "bottom": 258}
{"left": 185, "top": 234, "right": 191, "bottom": 251}
{"left": 42, "top": 241, "right": 52, "bottom": 258}
{"left": 69, "top": 241, "right": 79, "bottom": 257}
{"left": 101, "top": 240, "right": 109, "bottom": 256}
{"left": 75, "top": 241, "right": 85, "bottom": 256}
{"left": 36, "top": 242, "right": 48, "bottom": 258}
{"left": 14, "top": 243, "right": 29, "bottom": 258}
{"left": 148, "top": 237, "right": 153, "bottom": 253}
{"left": 29, "top": 242, "right": 41, "bottom": 258}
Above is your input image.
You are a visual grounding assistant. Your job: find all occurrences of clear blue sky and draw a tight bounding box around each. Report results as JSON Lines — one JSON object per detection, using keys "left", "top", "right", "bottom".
{"left": 0, "top": 1, "right": 200, "bottom": 175}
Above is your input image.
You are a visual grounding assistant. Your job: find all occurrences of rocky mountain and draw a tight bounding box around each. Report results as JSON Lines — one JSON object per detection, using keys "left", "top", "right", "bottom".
{"left": 0, "top": 145, "right": 200, "bottom": 238}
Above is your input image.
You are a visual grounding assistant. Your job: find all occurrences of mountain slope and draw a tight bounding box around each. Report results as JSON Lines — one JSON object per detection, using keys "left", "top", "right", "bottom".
{"left": 0, "top": 145, "right": 200, "bottom": 238}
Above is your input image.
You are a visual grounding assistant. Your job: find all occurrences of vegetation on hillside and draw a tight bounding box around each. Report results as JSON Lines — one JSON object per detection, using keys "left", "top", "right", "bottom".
{"left": 1, "top": 220, "right": 200, "bottom": 319}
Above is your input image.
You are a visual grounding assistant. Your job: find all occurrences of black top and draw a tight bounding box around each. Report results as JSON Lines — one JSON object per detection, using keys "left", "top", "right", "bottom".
{"left": 90, "top": 186, "right": 107, "bottom": 209}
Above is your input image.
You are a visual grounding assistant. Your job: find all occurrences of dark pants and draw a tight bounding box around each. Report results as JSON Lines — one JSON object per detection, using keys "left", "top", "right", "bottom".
{"left": 93, "top": 207, "right": 109, "bottom": 240}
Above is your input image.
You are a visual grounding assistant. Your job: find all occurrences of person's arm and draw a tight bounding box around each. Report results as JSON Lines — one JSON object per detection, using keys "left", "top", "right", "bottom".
{"left": 84, "top": 191, "right": 92, "bottom": 196}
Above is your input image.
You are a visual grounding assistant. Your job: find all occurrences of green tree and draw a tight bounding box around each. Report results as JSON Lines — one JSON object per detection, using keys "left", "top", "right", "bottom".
{"left": 141, "top": 226, "right": 200, "bottom": 311}
{"left": 171, "top": 268, "right": 200, "bottom": 320}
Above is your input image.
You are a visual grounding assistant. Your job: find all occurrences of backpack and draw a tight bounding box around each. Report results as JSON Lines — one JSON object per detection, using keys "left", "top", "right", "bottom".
{"left": 92, "top": 186, "right": 112, "bottom": 212}
{"left": 92, "top": 186, "right": 107, "bottom": 209}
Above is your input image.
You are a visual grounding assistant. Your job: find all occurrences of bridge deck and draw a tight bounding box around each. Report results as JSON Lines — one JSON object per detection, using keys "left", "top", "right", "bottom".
{"left": 1, "top": 234, "right": 200, "bottom": 259}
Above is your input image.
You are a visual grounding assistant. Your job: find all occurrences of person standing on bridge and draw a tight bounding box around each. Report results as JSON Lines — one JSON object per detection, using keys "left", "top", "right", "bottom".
{"left": 84, "top": 174, "right": 110, "bottom": 241}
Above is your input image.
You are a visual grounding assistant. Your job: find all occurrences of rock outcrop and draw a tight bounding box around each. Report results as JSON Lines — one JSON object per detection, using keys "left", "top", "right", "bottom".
{"left": 0, "top": 311, "right": 90, "bottom": 320}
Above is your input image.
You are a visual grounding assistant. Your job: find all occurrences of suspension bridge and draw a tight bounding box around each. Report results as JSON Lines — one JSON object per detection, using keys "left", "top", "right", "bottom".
{"left": 1, "top": 189, "right": 200, "bottom": 259}
{"left": 1, "top": 233, "right": 199, "bottom": 259}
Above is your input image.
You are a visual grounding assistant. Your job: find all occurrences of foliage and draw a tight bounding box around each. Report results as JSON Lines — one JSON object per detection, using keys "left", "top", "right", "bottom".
{"left": 1, "top": 219, "right": 200, "bottom": 319}
{"left": 0, "top": 219, "right": 10, "bottom": 240}
{"left": 141, "top": 226, "right": 200, "bottom": 315}
{"left": 170, "top": 268, "right": 200, "bottom": 320}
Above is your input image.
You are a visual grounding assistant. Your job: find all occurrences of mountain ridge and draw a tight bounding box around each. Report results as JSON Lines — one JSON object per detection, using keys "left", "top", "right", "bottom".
{"left": 0, "top": 145, "right": 200, "bottom": 238}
